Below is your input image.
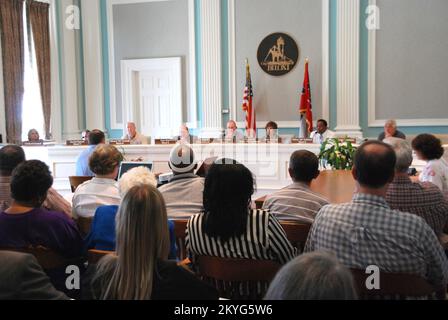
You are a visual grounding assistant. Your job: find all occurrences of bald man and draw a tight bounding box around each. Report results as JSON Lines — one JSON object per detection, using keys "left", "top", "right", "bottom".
{"left": 224, "top": 120, "right": 244, "bottom": 142}
{"left": 122, "top": 122, "right": 149, "bottom": 145}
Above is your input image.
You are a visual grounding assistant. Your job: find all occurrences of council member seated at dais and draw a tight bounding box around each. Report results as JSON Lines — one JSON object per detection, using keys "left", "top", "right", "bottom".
{"left": 122, "top": 122, "right": 149, "bottom": 145}
{"left": 310, "top": 119, "right": 334, "bottom": 144}
{"left": 223, "top": 120, "right": 244, "bottom": 142}
{"left": 378, "top": 119, "right": 406, "bottom": 141}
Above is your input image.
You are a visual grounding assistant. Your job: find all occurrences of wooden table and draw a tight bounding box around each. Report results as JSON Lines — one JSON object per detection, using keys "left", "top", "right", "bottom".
{"left": 255, "top": 170, "right": 357, "bottom": 209}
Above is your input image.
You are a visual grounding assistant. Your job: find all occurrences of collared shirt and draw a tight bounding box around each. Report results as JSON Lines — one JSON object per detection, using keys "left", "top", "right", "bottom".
{"left": 224, "top": 129, "right": 244, "bottom": 142}
{"left": 419, "top": 158, "right": 448, "bottom": 198}
{"left": 158, "top": 173, "right": 204, "bottom": 219}
{"left": 75, "top": 145, "right": 96, "bottom": 176}
{"left": 0, "top": 175, "right": 72, "bottom": 217}
{"left": 186, "top": 209, "right": 296, "bottom": 265}
{"left": 72, "top": 178, "right": 120, "bottom": 218}
{"left": 305, "top": 193, "right": 448, "bottom": 287}
{"left": 386, "top": 175, "right": 448, "bottom": 235}
{"left": 122, "top": 132, "right": 149, "bottom": 145}
{"left": 310, "top": 129, "right": 335, "bottom": 144}
{"left": 262, "top": 182, "right": 329, "bottom": 223}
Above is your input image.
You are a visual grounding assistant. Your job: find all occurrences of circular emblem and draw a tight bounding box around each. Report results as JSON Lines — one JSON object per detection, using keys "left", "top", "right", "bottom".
{"left": 257, "top": 33, "right": 299, "bottom": 76}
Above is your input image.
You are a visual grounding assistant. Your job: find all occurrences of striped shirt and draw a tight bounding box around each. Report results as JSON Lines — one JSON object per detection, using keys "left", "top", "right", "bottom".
{"left": 305, "top": 193, "right": 448, "bottom": 287}
{"left": 186, "top": 209, "right": 296, "bottom": 265}
{"left": 386, "top": 175, "right": 448, "bottom": 235}
{"left": 262, "top": 182, "right": 329, "bottom": 223}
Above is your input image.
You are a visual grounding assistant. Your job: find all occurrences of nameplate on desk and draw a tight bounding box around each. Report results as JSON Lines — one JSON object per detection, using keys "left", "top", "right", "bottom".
{"left": 109, "top": 139, "right": 131, "bottom": 145}
{"left": 199, "top": 138, "right": 213, "bottom": 144}
{"left": 22, "top": 141, "right": 44, "bottom": 146}
{"left": 338, "top": 138, "right": 357, "bottom": 144}
{"left": 291, "top": 138, "right": 314, "bottom": 144}
{"left": 244, "top": 138, "right": 259, "bottom": 144}
{"left": 66, "top": 140, "right": 88, "bottom": 146}
{"left": 155, "top": 139, "right": 177, "bottom": 145}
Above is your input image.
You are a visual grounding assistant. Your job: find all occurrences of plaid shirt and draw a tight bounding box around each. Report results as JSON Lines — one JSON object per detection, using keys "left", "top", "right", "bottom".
{"left": 305, "top": 193, "right": 448, "bottom": 287}
{"left": 386, "top": 175, "right": 448, "bottom": 235}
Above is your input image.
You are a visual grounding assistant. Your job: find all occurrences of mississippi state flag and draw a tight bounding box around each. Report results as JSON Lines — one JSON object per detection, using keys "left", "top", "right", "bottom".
{"left": 242, "top": 60, "right": 256, "bottom": 138}
{"left": 299, "top": 59, "right": 313, "bottom": 134}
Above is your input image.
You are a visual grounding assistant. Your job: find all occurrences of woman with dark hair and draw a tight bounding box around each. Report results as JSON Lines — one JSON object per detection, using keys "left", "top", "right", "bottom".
{"left": 412, "top": 134, "right": 447, "bottom": 197}
{"left": 186, "top": 159, "right": 296, "bottom": 265}
{"left": 264, "top": 121, "right": 279, "bottom": 142}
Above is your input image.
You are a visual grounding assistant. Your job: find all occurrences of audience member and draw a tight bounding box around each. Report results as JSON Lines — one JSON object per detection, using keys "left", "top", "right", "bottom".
{"left": 305, "top": 141, "right": 448, "bottom": 288}
{"left": 263, "top": 150, "right": 329, "bottom": 222}
{"left": 85, "top": 166, "right": 177, "bottom": 259}
{"left": 0, "top": 251, "right": 69, "bottom": 300}
{"left": 412, "top": 134, "right": 448, "bottom": 198}
{"left": 384, "top": 137, "right": 448, "bottom": 236}
{"left": 224, "top": 120, "right": 244, "bottom": 142}
{"left": 87, "top": 184, "right": 218, "bottom": 300}
{"left": 75, "top": 129, "right": 106, "bottom": 177}
{"left": 26, "top": 129, "right": 44, "bottom": 143}
{"left": 123, "top": 122, "right": 149, "bottom": 145}
{"left": 72, "top": 145, "right": 122, "bottom": 218}
{"left": 378, "top": 119, "right": 406, "bottom": 141}
{"left": 186, "top": 159, "right": 296, "bottom": 265}
{"left": 310, "top": 119, "right": 334, "bottom": 144}
{"left": 0, "top": 145, "right": 71, "bottom": 217}
{"left": 0, "top": 160, "right": 84, "bottom": 292}
{"left": 159, "top": 144, "right": 204, "bottom": 219}
{"left": 265, "top": 251, "right": 357, "bottom": 300}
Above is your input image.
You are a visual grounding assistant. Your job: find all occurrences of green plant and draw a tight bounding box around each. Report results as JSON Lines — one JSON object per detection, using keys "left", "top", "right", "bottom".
{"left": 319, "top": 138, "right": 357, "bottom": 170}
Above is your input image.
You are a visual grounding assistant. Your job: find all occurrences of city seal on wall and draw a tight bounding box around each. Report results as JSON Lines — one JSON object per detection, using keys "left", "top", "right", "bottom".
{"left": 257, "top": 32, "right": 299, "bottom": 76}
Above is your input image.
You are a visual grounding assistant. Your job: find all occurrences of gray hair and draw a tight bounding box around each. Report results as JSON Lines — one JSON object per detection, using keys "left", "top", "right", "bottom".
{"left": 265, "top": 251, "right": 358, "bottom": 300}
{"left": 383, "top": 137, "right": 413, "bottom": 173}
{"left": 385, "top": 119, "right": 397, "bottom": 128}
{"left": 118, "top": 166, "right": 157, "bottom": 197}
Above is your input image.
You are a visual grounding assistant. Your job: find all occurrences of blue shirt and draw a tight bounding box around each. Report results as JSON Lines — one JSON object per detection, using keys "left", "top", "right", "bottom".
{"left": 85, "top": 205, "right": 177, "bottom": 260}
{"left": 75, "top": 145, "right": 96, "bottom": 176}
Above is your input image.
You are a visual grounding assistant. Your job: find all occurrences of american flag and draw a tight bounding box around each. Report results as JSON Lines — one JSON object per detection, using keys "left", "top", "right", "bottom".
{"left": 242, "top": 59, "right": 256, "bottom": 138}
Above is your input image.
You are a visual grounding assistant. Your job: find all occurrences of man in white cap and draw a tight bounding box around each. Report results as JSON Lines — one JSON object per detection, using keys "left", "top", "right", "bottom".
{"left": 158, "top": 144, "right": 204, "bottom": 219}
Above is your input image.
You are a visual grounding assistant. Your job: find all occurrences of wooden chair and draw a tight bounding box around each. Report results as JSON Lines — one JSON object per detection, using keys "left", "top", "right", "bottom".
{"left": 87, "top": 249, "right": 114, "bottom": 265}
{"left": 279, "top": 221, "right": 312, "bottom": 252}
{"left": 69, "top": 176, "right": 93, "bottom": 193}
{"left": 196, "top": 255, "right": 281, "bottom": 300}
{"left": 350, "top": 268, "right": 446, "bottom": 300}
{"left": 77, "top": 216, "right": 94, "bottom": 238}
{"left": 173, "top": 219, "right": 189, "bottom": 261}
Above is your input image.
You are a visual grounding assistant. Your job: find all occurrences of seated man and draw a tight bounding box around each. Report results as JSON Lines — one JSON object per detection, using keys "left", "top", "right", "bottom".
{"left": 378, "top": 119, "right": 406, "bottom": 141}
{"left": 305, "top": 141, "right": 448, "bottom": 288}
{"left": 224, "top": 120, "right": 244, "bottom": 142}
{"left": 0, "top": 251, "right": 68, "bottom": 300}
{"left": 384, "top": 137, "right": 448, "bottom": 236}
{"left": 75, "top": 129, "right": 105, "bottom": 177}
{"left": 177, "top": 124, "right": 197, "bottom": 144}
{"left": 159, "top": 144, "right": 204, "bottom": 219}
{"left": 84, "top": 167, "right": 177, "bottom": 259}
{"left": 263, "top": 150, "right": 329, "bottom": 222}
{"left": 310, "top": 119, "right": 334, "bottom": 144}
{"left": 0, "top": 145, "right": 72, "bottom": 217}
{"left": 122, "top": 122, "right": 149, "bottom": 145}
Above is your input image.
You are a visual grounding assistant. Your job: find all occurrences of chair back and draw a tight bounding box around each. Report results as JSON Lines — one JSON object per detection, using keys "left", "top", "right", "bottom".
{"left": 173, "top": 219, "right": 188, "bottom": 261}
{"left": 69, "top": 176, "right": 93, "bottom": 193}
{"left": 77, "top": 216, "right": 93, "bottom": 238}
{"left": 87, "top": 249, "right": 114, "bottom": 265}
{"left": 350, "top": 268, "right": 445, "bottom": 300}
{"left": 196, "top": 255, "right": 281, "bottom": 300}
{"left": 280, "top": 221, "right": 312, "bottom": 252}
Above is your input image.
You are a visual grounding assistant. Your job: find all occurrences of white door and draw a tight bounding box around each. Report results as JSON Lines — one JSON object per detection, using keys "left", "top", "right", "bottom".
{"left": 121, "top": 58, "right": 182, "bottom": 139}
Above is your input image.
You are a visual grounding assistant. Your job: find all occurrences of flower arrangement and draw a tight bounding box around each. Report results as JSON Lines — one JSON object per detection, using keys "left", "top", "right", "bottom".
{"left": 319, "top": 138, "right": 357, "bottom": 170}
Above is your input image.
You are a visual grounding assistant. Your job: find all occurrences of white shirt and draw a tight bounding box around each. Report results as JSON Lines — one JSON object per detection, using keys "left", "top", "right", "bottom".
{"left": 224, "top": 129, "right": 244, "bottom": 141}
{"left": 419, "top": 158, "right": 448, "bottom": 198}
{"left": 310, "top": 129, "right": 335, "bottom": 144}
{"left": 72, "top": 178, "right": 121, "bottom": 218}
{"left": 122, "top": 132, "right": 149, "bottom": 145}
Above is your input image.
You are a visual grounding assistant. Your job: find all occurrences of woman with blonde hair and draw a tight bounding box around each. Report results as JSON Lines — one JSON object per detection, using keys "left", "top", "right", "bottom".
{"left": 89, "top": 184, "right": 217, "bottom": 300}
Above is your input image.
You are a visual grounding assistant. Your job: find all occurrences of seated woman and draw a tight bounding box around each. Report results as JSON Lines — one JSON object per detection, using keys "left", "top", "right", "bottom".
{"left": 262, "top": 121, "right": 281, "bottom": 143}
{"left": 265, "top": 251, "right": 357, "bottom": 300}
{"left": 86, "top": 184, "right": 218, "bottom": 300}
{"left": 85, "top": 166, "right": 177, "bottom": 259}
{"left": 412, "top": 134, "right": 448, "bottom": 198}
{"left": 0, "top": 160, "right": 84, "bottom": 293}
{"left": 72, "top": 145, "right": 123, "bottom": 218}
{"left": 26, "top": 128, "right": 44, "bottom": 144}
{"left": 186, "top": 158, "right": 296, "bottom": 265}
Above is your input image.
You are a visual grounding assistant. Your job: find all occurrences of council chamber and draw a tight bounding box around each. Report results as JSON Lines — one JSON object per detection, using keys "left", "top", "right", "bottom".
{"left": 0, "top": 0, "right": 447, "bottom": 305}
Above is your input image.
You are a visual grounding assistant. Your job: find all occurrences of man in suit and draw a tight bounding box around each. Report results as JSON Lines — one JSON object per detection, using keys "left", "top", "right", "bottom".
{"left": 0, "top": 251, "right": 68, "bottom": 300}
